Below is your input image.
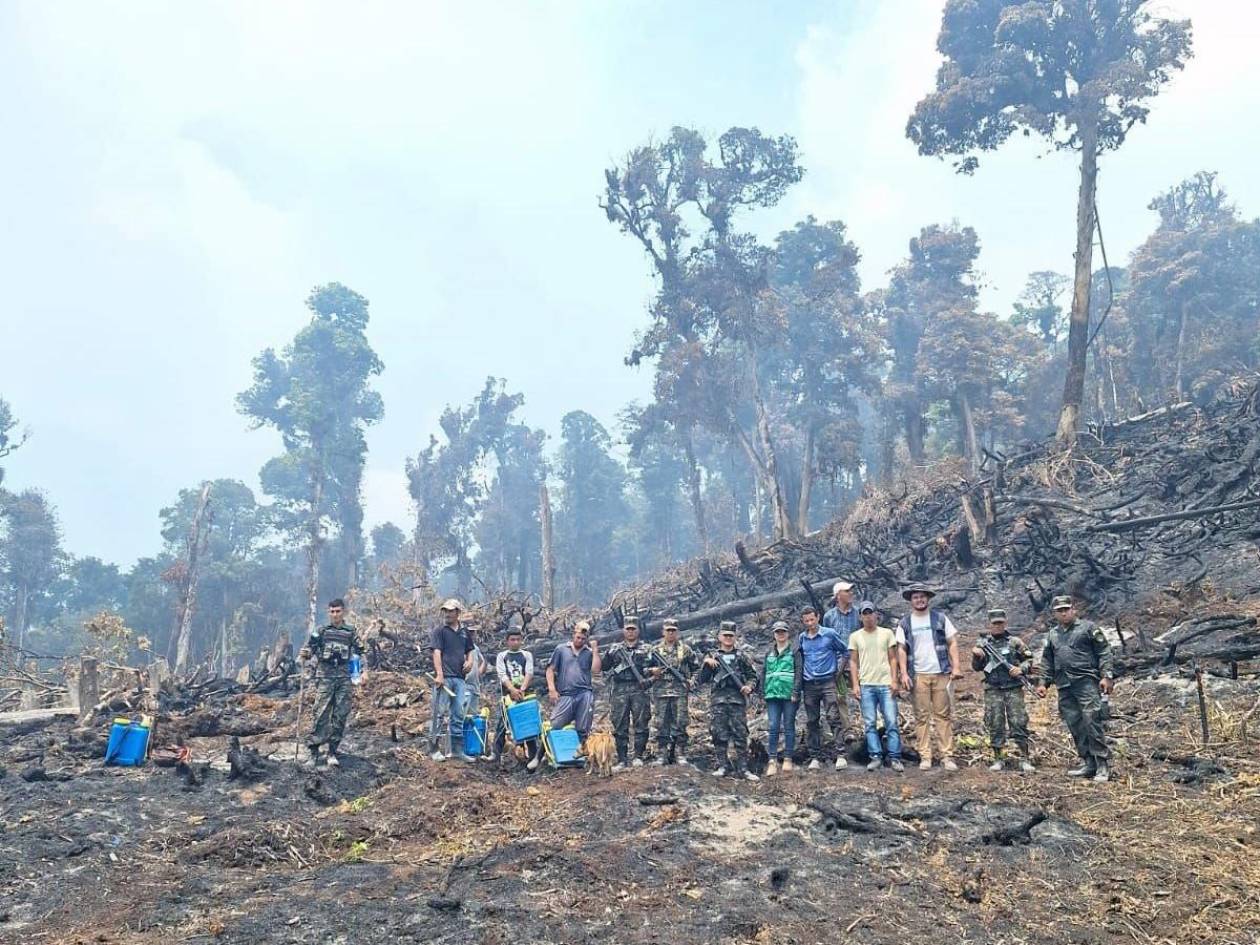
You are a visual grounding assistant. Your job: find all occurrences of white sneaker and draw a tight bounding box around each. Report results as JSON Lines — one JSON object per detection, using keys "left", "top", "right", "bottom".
{"left": 866, "top": 759, "right": 881, "bottom": 772}
{"left": 631, "top": 757, "right": 644, "bottom": 768}
{"left": 675, "top": 755, "right": 689, "bottom": 766}
{"left": 611, "top": 763, "right": 626, "bottom": 773}
{"left": 431, "top": 751, "right": 446, "bottom": 763}
{"left": 526, "top": 755, "right": 540, "bottom": 771}
{"left": 766, "top": 761, "right": 778, "bottom": 777}
{"left": 835, "top": 757, "right": 848, "bottom": 770}
{"left": 325, "top": 752, "right": 341, "bottom": 768}
{"left": 890, "top": 760, "right": 905, "bottom": 772}
{"left": 989, "top": 760, "right": 1004, "bottom": 772}
{"left": 650, "top": 757, "right": 665, "bottom": 767}
{"left": 919, "top": 759, "right": 932, "bottom": 770}
{"left": 807, "top": 759, "right": 821, "bottom": 771}
{"left": 1020, "top": 760, "right": 1036, "bottom": 773}
{"left": 710, "top": 766, "right": 726, "bottom": 778}
{"left": 743, "top": 771, "right": 760, "bottom": 782}
{"left": 942, "top": 758, "right": 958, "bottom": 771}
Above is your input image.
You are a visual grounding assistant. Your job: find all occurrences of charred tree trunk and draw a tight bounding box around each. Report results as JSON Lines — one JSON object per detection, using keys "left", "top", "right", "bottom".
{"left": 540, "top": 480, "right": 556, "bottom": 609}
{"left": 1174, "top": 300, "right": 1189, "bottom": 401}
{"left": 305, "top": 469, "right": 325, "bottom": 640}
{"left": 1056, "top": 114, "right": 1099, "bottom": 445}
{"left": 174, "top": 482, "right": 212, "bottom": 674}
{"left": 956, "top": 388, "right": 980, "bottom": 476}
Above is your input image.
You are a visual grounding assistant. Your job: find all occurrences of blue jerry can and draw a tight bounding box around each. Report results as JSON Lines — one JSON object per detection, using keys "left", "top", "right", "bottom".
{"left": 104, "top": 716, "right": 151, "bottom": 766}
{"left": 462, "top": 715, "right": 488, "bottom": 757}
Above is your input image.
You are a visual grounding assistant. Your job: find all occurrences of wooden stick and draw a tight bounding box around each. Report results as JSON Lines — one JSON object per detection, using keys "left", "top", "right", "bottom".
{"left": 1087, "top": 499, "right": 1260, "bottom": 533}
{"left": 1194, "top": 665, "right": 1210, "bottom": 748}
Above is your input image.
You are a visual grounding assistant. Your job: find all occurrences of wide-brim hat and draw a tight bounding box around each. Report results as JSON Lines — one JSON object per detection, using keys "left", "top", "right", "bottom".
{"left": 901, "top": 582, "right": 936, "bottom": 601}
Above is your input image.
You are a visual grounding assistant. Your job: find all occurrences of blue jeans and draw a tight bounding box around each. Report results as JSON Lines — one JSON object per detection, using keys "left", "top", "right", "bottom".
{"left": 860, "top": 685, "right": 901, "bottom": 760}
{"left": 431, "top": 677, "right": 467, "bottom": 755}
{"left": 766, "top": 698, "right": 797, "bottom": 760}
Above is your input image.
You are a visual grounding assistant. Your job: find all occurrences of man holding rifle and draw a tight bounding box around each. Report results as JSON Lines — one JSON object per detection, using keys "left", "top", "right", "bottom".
{"left": 602, "top": 615, "right": 654, "bottom": 770}
{"left": 971, "top": 608, "right": 1037, "bottom": 772}
{"left": 649, "top": 617, "right": 699, "bottom": 766}
{"left": 697, "top": 621, "right": 760, "bottom": 781}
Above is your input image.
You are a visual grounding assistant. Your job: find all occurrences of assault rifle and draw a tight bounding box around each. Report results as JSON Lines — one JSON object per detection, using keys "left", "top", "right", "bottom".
{"left": 613, "top": 644, "right": 652, "bottom": 690}
{"left": 979, "top": 638, "right": 1043, "bottom": 698}
{"left": 703, "top": 648, "right": 760, "bottom": 707}
{"left": 649, "top": 648, "right": 693, "bottom": 691}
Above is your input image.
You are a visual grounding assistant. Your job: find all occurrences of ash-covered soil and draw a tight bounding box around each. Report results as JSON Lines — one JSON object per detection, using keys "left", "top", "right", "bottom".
{"left": 4, "top": 658, "right": 1258, "bottom": 945}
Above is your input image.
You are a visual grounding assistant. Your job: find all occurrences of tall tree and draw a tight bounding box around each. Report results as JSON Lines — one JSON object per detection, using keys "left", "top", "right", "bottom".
{"left": 0, "top": 397, "right": 27, "bottom": 487}
{"left": 239, "top": 283, "right": 383, "bottom": 636}
{"left": 1012, "top": 271, "right": 1071, "bottom": 348}
{"left": 908, "top": 0, "right": 1193, "bottom": 443}
{"left": 0, "top": 489, "right": 65, "bottom": 649}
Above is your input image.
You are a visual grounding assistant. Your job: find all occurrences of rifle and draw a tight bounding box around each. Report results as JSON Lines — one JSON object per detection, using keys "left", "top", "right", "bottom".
{"left": 612, "top": 644, "right": 652, "bottom": 690}
{"left": 649, "top": 647, "right": 693, "bottom": 691}
{"left": 980, "top": 638, "right": 1043, "bottom": 698}
{"left": 705, "top": 649, "right": 758, "bottom": 706}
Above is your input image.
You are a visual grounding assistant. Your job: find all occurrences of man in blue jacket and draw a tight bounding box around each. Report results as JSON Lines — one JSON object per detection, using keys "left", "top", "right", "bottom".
{"left": 798, "top": 605, "right": 850, "bottom": 770}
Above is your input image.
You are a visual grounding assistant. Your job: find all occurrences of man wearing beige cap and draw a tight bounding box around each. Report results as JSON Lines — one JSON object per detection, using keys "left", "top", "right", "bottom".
{"left": 430, "top": 599, "right": 474, "bottom": 762}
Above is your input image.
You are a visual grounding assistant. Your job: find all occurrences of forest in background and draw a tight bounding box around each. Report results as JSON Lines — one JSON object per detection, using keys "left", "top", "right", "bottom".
{"left": 2, "top": 2, "right": 1255, "bottom": 678}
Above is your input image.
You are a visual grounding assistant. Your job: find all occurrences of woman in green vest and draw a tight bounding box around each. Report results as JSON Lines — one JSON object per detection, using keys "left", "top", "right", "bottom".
{"left": 763, "top": 620, "right": 802, "bottom": 776}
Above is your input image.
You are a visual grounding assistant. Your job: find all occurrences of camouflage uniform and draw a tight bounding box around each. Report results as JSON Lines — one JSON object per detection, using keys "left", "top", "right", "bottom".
{"left": 305, "top": 622, "right": 362, "bottom": 754}
{"left": 971, "top": 632, "right": 1034, "bottom": 757}
{"left": 650, "top": 640, "right": 699, "bottom": 756}
{"left": 1041, "top": 617, "right": 1114, "bottom": 769}
{"left": 603, "top": 641, "right": 654, "bottom": 764}
{"left": 697, "top": 649, "right": 759, "bottom": 773}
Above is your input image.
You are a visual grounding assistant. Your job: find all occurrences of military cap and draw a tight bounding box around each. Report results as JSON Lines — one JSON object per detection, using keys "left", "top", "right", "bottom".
{"left": 623, "top": 614, "right": 640, "bottom": 628}
{"left": 1050, "top": 595, "right": 1074, "bottom": 610}
{"left": 718, "top": 620, "right": 737, "bottom": 634}
{"left": 662, "top": 617, "right": 679, "bottom": 631}
{"left": 987, "top": 608, "right": 1007, "bottom": 622}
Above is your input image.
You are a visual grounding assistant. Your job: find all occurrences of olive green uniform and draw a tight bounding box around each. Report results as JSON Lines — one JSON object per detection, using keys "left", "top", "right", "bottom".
{"left": 971, "top": 632, "right": 1034, "bottom": 757}
{"left": 603, "top": 641, "right": 654, "bottom": 764}
{"left": 696, "top": 650, "right": 759, "bottom": 774}
{"left": 650, "top": 641, "right": 699, "bottom": 756}
{"left": 305, "top": 622, "right": 363, "bottom": 753}
{"left": 1041, "top": 618, "right": 1114, "bottom": 768}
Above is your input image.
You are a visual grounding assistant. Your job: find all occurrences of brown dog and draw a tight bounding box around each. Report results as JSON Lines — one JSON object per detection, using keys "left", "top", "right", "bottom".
{"left": 582, "top": 732, "right": 616, "bottom": 777}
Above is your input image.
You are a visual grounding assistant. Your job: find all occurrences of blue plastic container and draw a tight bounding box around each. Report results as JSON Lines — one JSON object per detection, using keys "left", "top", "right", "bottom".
{"left": 545, "top": 726, "right": 582, "bottom": 767}
{"left": 104, "top": 717, "right": 150, "bottom": 766}
{"left": 349, "top": 655, "right": 362, "bottom": 685}
{"left": 504, "top": 697, "right": 542, "bottom": 741}
{"left": 463, "top": 715, "right": 488, "bottom": 756}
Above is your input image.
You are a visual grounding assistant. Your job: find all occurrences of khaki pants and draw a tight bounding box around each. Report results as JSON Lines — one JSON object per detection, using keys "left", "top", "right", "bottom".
{"left": 911, "top": 673, "right": 953, "bottom": 761}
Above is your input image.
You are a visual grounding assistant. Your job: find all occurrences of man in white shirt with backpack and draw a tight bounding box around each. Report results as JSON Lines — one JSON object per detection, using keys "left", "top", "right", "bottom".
{"left": 896, "top": 583, "right": 962, "bottom": 770}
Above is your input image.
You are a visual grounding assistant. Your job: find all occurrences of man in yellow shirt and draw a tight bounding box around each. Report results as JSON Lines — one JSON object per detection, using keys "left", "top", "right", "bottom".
{"left": 848, "top": 602, "right": 904, "bottom": 772}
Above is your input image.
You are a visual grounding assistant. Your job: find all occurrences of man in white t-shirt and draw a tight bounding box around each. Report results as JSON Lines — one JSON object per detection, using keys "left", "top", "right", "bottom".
{"left": 895, "top": 583, "right": 962, "bottom": 770}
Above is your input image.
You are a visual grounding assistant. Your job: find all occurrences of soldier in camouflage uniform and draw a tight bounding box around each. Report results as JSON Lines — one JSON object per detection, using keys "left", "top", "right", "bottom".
{"left": 696, "top": 621, "right": 761, "bottom": 782}
{"left": 970, "top": 608, "right": 1035, "bottom": 772}
{"left": 1037, "top": 595, "right": 1115, "bottom": 783}
{"left": 299, "top": 598, "right": 363, "bottom": 768}
{"left": 648, "top": 617, "right": 699, "bottom": 766}
{"left": 601, "top": 615, "right": 654, "bottom": 770}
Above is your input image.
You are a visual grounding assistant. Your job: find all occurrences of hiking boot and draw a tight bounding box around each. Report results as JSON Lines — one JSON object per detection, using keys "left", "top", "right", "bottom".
{"left": 1067, "top": 763, "right": 1097, "bottom": 778}
{"left": 781, "top": 759, "right": 793, "bottom": 773}
{"left": 675, "top": 755, "right": 689, "bottom": 766}
{"left": 307, "top": 747, "right": 321, "bottom": 766}
{"left": 866, "top": 759, "right": 882, "bottom": 772}
{"left": 807, "top": 759, "right": 821, "bottom": 771}
{"left": 890, "top": 759, "right": 905, "bottom": 773}
{"left": 919, "top": 759, "right": 932, "bottom": 770}
{"left": 631, "top": 757, "right": 644, "bottom": 768}
{"left": 766, "top": 760, "right": 778, "bottom": 777}
{"left": 325, "top": 752, "right": 341, "bottom": 768}
{"left": 430, "top": 750, "right": 446, "bottom": 763}
{"left": 835, "top": 757, "right": 849, "bottom": 770}
{"left": 742, "top": 771, "right": 760, "bottom": 782}
{"left": 942, "top": 758, "right": 958, "bottom": 771}
{"left": 710, "top": 766, "right": 726, "bottom": 778}
{"left": 1092, "top": 765, "right": 1111, "bottom": 783}
{"left": 988, "top": 759, "right": 1004, "bottom": 772}
{"left": 1020, "top": 759, "right": 1036, "bottom": 773}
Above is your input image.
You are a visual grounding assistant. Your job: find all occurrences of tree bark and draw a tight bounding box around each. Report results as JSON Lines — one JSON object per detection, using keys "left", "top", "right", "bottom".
{"left": 539, "top": 480, "right": 556, "bottom": 609}
{"left": 796, "top": 424, "right": 816, "bottom": 535}
{"left": 752, "top": 389, "right": 795, "bottom": 540}
{"left": 1173, "top": 300, "right": 1189, "bottom": 400}
{"left": 1056, "top": 113, "right": 1099, "bottom": 444}
{"left": 174, "top": 482, "right": 212, "bottom": 673}
{"left": 905, "top": 396, "right": 926, "bottom": 464}
{"left": 682, "top": 430, "right": 709, "bottom": 552}
{"left": 305, "top": 470, "right": 325, "bottom": 640}
{"left": 956, "top": 389, "right": 980, "bottom": 476}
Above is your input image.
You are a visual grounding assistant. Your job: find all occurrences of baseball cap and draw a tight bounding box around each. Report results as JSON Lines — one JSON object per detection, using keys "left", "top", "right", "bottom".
{"left": 833, "top": 581, "right": 854, "bottom": 594}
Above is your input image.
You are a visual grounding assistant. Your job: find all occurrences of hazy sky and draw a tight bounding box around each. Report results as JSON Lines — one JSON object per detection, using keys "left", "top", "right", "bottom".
{"left": 3, "top": 1, "right": 1257, "bottom": 567}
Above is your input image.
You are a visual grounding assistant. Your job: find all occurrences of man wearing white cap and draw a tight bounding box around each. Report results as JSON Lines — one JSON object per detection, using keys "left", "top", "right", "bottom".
{"left": 430, "top": 598, "right": 474, "bottom": 762}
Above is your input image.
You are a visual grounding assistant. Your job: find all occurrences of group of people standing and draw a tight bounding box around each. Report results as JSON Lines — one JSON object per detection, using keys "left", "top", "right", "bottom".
{"left": 299, "top": 579, "right": 1117, "bottom": 785}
